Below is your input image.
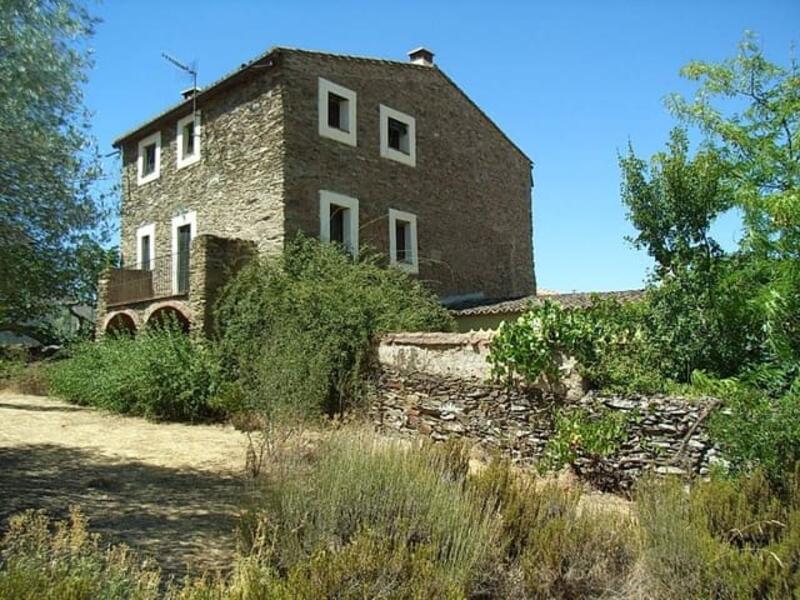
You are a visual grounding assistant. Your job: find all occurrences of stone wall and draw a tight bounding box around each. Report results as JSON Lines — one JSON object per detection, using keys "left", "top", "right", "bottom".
{"left": 372, "top": 334, "right": 722, "bottom": 489}
{"left": 188, "top": 235, "right": 257, "bottom": 335}
{"left": 281, "top": 50, "right": 536, "bottom": 301}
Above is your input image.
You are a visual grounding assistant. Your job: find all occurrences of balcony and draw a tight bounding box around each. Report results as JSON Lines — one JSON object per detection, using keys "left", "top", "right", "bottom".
{"left": 105, "top": 253, "right": 189, "bottom": 307}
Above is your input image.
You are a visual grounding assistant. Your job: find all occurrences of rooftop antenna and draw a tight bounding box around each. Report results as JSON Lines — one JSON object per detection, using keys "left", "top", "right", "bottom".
{"left": 161, "top": 52, "right": 198, "bottom": 117}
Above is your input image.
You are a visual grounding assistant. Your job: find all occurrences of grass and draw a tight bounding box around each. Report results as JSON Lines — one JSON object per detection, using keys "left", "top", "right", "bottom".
{"left": 1, "top": 428, "right": 798, "bottom": 598}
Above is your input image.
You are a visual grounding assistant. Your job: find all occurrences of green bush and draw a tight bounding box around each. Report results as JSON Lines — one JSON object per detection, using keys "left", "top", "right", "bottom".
{"left": 0, "top": 508, "right": 161, "bottom": 600}
{"left": 241, "top": 430, "right": 497, "bottom": 593}
{"left": 636, "top": 470, "right": 800, "bottom": 599}
{"left": 48, "top": 323, "right": 224, "bottom": 422}
{"left": 468, "top": 458, "right": 640, "bottom": 598}
{"left": 215, "top": 236, "right": 453, "bottom": 418}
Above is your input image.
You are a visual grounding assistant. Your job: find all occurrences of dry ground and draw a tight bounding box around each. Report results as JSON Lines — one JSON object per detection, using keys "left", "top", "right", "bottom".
{"left": 0, "top": 392, "right": 251, "bottom": 578}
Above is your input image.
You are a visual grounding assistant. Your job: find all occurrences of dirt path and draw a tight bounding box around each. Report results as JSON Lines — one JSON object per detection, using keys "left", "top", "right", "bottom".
{"left": 0, "top": 392, "right": 252, "bottom": 577}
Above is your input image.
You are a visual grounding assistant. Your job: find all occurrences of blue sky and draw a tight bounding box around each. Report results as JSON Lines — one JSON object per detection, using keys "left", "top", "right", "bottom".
{"left": 85, "top": 0, "right": 799, "bottom": 292}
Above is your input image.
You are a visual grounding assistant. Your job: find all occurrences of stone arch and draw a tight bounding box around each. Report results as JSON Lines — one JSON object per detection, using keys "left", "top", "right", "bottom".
{"left": 103, "top": 310, "right": 139, "bottom": 336}
{"left": 143, "top": 301, "right": 192, "bottom": 333}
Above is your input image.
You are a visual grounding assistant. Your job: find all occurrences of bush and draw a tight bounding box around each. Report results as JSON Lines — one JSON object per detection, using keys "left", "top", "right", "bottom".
{"left": 0, "top": 508, "right": 161, "bottom": 600}
{"left": 636, "top": 470, "right": 800, "bottom": 599}
{"left": 215, "top": 236, "right": 453, "bottom": 418}
{"left": 48, "top": 323, "right": 224, "bottom": 422}
{"left": 241, "top": 430, "right": 497, "bottom": 593}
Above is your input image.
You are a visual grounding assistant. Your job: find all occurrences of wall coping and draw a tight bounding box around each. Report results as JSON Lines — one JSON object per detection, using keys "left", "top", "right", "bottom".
{"left": 379, "top": 331, "right": 495, "bottom": 348}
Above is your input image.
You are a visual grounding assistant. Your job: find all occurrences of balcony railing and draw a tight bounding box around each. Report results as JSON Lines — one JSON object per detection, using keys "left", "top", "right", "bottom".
{"left": 105, "top": 253, "right": 189, "bottom": 307}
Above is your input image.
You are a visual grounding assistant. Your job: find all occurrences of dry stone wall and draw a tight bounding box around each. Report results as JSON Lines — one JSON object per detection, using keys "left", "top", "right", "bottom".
{"left": 372, "top": 334, "right": 723, "bottom": 489}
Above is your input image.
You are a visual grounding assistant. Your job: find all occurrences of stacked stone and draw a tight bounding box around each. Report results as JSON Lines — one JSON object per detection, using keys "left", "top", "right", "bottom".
{"left": 370, "top": 369, "right": 722, "bottom": 489}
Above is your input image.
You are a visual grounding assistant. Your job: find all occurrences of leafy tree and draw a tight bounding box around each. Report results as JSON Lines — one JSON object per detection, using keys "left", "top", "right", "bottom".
{"left": 0, "top": 0, "right": 112, "bottom": 342}
{"left": 619, "top": 128, "right": 730, "bottom": 278}
{"left": 669, "top": 32, "right": 800, "bottom": 365}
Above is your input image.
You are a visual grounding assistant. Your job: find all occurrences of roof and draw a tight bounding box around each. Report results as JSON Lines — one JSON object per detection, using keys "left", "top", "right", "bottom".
{"left": 112, "top": 47, "right": 532, "bottom": 163}
{"left": 449, "top": 289, "right": 646, "bottom": 317}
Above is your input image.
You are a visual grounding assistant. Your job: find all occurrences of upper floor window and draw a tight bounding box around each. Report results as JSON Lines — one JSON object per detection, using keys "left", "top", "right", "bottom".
{"left": 319, "top": 190, "right": 359, "bottom": 255}
{"left": 380, "top": 105, "right": 416, "bottom": 167}
{"left": 388, "top": 209, "right": 418, "bottom": 273}
{"left": 137, "top": 131, "right": 161, "bottom": 185}
{"left": 318, "top": 78, "right": 357, "bottom": 147}
{"left": 176, "top": 112, "right": 201, "bottom": 169}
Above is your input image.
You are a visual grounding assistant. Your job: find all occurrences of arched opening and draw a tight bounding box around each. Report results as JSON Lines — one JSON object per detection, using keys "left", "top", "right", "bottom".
{"left": 146, "top": 305, "right": 191, "bottom": 333}
{"left": 105, "top": 312, "right": 137, "bottom": 336}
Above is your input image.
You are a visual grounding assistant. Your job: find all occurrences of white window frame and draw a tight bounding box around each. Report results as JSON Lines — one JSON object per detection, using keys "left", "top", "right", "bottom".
{"left": 171, "top": 210, "right": 197, "bottom": 295}
{"left": 379, "top": 104, "right": 416, "bottom": 167}
{"left": 176, "top": 111, "right": 201, "bottom": 169}
{"left": 318, "top": 77, "right": 357, "bottom": 147}
{"left": 137, "top": 131, "right": 162, "bottom": 185}
{"left": 388, "top": 209, "right": 419, "bottom": 274}
{"left": 135, "top": 223, "right": 155, "bottom": 270}
{"left": 319, "top": 190, "right": 359, "bottom": 256}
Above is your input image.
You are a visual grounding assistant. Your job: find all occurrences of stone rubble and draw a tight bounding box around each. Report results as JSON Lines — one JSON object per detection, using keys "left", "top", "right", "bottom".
{"left": 369, "top": 369, "right": 720, "bottom": 490}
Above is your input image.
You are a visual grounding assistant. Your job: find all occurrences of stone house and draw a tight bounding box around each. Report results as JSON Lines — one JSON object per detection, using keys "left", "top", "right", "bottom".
{"left": 98, "top": 46, "right": 535, "bottom": 335}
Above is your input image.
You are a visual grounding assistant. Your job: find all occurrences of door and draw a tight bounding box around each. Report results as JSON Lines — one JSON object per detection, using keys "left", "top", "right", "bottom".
{"left": 176, "top": 224, "right": 191, "bottom": 294}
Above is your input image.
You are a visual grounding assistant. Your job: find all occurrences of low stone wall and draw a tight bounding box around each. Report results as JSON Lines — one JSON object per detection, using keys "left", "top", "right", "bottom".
{"left": 372, "top": 333, "right": 722, "bottom": 489}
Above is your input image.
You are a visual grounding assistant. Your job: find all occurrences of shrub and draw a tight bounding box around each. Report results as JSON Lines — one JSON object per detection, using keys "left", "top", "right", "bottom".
{"left": 48, "top": 323, "right": 224, "bottom": 422}
{"left": 636, "top": 471, "right": 800, "bottom": 599}
{"left": 542, "top": 406, "right": 630, "bottom": 489}
{"left": 0, "top": 508, "right": 161, "bottom": 600}
{"left": 215, "top": 236, "right": 453, "bottom": 418}
{"left": 468, "top": 459, "right": 640, "bottom": 598}
{"left": 241, "top": 430, "right": 497, "bottom": 593}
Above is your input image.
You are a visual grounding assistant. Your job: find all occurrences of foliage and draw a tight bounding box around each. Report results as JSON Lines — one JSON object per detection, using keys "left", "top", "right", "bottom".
{"left": 620, "top": 127, "right": 730, "bottom": 278}
{"left": 543, "top": 406, "right": 629, "bottom": 475}
{"left": 488, "top": 300, "right": 594, "bottom": 391}
{"left": 48, "top": 322, "right": 224, "bottom": 422}
{"left": 0, "top": 0, "right": 115, "bottom": 343}
{"left": 214, "top": 236, "right": 453, "bottom": 418}
{"left": 0, "top": 508, "right": 161, "bottom": 600}
{"left": 488, "top": 297, "right": 666, "bottom": 394}
{"left": 707, "top": 376, "right": 800, "bottom": 487}
{"left": 636, "top": 470, "right": 800, "bottom": 599}
{"left": 241, "top": 430, "right": 497, "bottom": 592}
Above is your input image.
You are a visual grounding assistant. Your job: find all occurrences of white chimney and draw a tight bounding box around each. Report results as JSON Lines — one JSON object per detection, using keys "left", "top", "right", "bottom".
{"left": 408, "top": 47, "right": 434, "bottom": 67}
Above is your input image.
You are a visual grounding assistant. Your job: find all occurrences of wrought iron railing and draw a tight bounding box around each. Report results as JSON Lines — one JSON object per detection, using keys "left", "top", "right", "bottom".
{"left": 105, "top": 253, "right": 188, "bottom": 307}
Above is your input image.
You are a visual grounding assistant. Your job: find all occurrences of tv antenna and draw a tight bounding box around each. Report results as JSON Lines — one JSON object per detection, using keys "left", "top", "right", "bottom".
{"left": 162, "top": 52, "right": 198, "bottom": 117}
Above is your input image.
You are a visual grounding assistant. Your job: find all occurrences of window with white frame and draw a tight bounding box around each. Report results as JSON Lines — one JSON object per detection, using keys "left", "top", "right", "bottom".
{"left": 388, "top": 209, "right": 418, "bottom": 273}
{"left": 379, "top": 105, "right": 416, "bottom": 167}
{"left": 319, "top": 190, "right": 359, "bottom": 255}
{"left": 176, "top": 111, "right": 201, "bottom": 168}
{"left": 318, "top": 78, "right": 357, "bottom": 146}
{"left": 137, "top": 131, "right": 161, "bottom": 185}
{"left": 171, "top": 211, "right": 196, "bottom": 295}
{"left": 135, "top": 223, "right": 155, "bottom": 270}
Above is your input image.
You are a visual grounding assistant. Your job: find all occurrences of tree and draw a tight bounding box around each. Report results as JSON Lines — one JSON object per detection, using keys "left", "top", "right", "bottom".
{"left": 0, "top": 0, "right": 112, "bottom": 342}
{"left": 619, "top": 128, "right": 730, "bottom": 278}
{"left": 668, "top": 32, "right": 800, "bottom": 365}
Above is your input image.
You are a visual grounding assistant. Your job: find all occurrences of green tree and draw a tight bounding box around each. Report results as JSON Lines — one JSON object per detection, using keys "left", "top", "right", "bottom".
{"left": 669, "top": 32, "right": 800, "bottom": 365}
{"left": 0, "top": 0, "right": 112, "bottom": 342}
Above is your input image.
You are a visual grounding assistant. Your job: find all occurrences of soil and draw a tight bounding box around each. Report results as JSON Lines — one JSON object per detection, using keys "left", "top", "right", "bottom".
{"left": 0, "top": 392, "right": 251, "bottom": 578}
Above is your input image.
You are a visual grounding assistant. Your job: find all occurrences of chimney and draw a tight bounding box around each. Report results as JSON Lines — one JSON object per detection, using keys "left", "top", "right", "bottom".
{"left": 408, "top": 47, "right": 434, "bottom": 67}
{"left": 181, "top": 87, "right": 200, "bottom": 100}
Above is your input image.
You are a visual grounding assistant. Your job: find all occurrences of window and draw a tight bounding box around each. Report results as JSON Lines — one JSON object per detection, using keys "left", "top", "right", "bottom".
{"left": 176, "top": 111, "right": 201, "bottom": 168}
{"left": 388, "top": 209, "right": 418, "bottom": 273}
{"left": 388, "top": 118, "right": 409, "bottom": 153}
{"left": 319, "top": 190, "right": 359, "bottom": 255}
{"left": 380, "top": 105, "right": 416, "bottom": 167}
{"left": 171, "top": 211, "right": 196, "bottom": 295}
{"left": 137, "top": 131, "right": 161, "bottom": 185}
{"left": 135, "top": 223, "right": 155, "bottom": 270}
{"left": 318, "top": 78, "right": 357, "bottom": 146}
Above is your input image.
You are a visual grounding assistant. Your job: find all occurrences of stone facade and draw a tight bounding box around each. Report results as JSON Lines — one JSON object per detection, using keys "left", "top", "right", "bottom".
{"left": 371, "top": 333, "right": 722, "bottom": 490}
{"left": 99, "top": 47, "right": 535, "bottom": 335}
